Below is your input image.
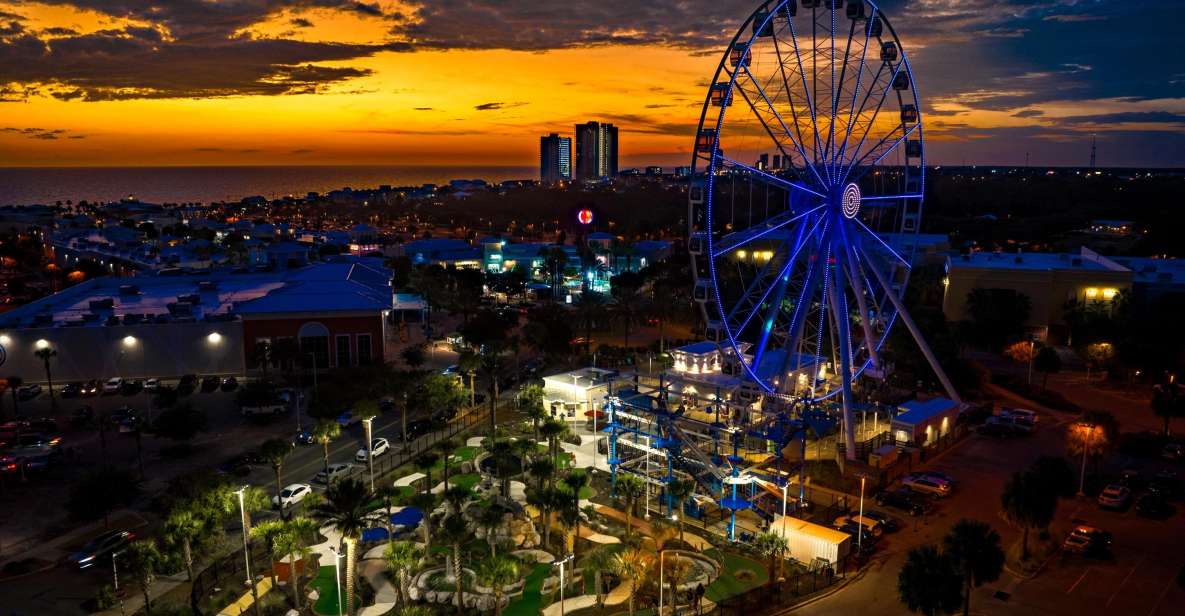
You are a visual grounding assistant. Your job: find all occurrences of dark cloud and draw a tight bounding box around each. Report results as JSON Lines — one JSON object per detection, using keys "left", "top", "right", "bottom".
{"left": 474, "top": 101, "right": 525, "bottom": 111}
{"left": 413, "top": 106, "right": 433, "bottom": 110}
{"left": 1058, "top": 112, "right": 1185, "bottom": 125}
{"left": 290, "top": 18, "right": 314, "bottom": 28}
{"left": 41, "top": 26, "right": 78, "bottom": 36}
{"left": 1012, "top": 109, "right": 1044, "bottom": 118}
{"left": 0, "top": 1, "right": 410, "bottom": 101}
{"left": 1, "top": 126, "right": 74, "bottom": 139}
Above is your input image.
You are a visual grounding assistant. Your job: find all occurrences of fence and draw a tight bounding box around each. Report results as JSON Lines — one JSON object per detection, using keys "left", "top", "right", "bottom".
{"left": 708, "top": 553, "right": 856, "bottom": 616}
{"left": 361, "top": 400, "right": 492, "bottom": 482}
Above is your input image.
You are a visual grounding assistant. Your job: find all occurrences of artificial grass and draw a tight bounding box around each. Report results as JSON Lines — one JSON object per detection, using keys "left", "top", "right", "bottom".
{"left": 310, "top": 565, "right": 342, "bottom": 616}
{"left": 452, "top": 445, "right": 479, "bottom": 462}
{"left": 502, "top": 563, "right": 550, "bottom": 616}
{"left": 703, "top": 549, "right": 768, "bottom": 602}
{"left": 448, "top": 472, "right": 481, "bottom": 491}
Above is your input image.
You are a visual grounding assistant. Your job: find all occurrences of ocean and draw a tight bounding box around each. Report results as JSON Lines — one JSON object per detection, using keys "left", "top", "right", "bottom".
{"left": 0, "top": 165, "right": 539, "bottom": 206}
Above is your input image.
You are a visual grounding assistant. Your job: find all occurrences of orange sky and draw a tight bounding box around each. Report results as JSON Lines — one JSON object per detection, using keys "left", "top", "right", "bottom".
{"left": 1, "top": 1, "right": 1182, "bottom": 168}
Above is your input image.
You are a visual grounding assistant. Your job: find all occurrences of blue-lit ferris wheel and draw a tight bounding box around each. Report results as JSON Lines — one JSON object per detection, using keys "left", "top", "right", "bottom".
{"left": 687, "top": 0, "right": 958, "bottom": 457}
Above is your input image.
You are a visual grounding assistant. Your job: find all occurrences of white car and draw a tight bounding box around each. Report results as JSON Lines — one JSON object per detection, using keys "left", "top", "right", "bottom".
{"left": 834, "top": 514, "right": 885, "bottom": 537}
{"left": 103, "top": 377, "right": 124, "bottom": 394}
{"left": 144, "top": 378, "right": 160, "bottom": 392}
{"left": 1000, "top": 408, "right": 1038, "bottom": 425}
{"left": 355, "top": 438, "right": 390, "bottom": 462}
{"left": 273, "top": 483, "right": 312, "bottom": 508}
{"left": 902, "top": 475, "right": 953, "bottom": 497}
{"left": 316, "top": 462, "right": 353, "bottom": 484}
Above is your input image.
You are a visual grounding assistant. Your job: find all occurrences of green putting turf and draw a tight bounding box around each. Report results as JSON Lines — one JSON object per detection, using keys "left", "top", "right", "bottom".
{"left": 502, "top": 562, "right": 550, "bottom": 616}
{"left": 704, "top": 549, "right": 768, "bottom": 602}
{"left": 448, "top": 473, "right": 481, "bottom": 491}
{"left": 310, "top": 565, "right": 343, "bottom": 615}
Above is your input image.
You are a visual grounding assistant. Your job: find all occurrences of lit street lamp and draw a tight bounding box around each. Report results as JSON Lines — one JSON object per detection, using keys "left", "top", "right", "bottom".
{"left": 235, "top": 486, "right": 262, "bottom": 616}
{"left": 329, "top": 545, "right": 344, "bottom": 616}
{"left": 857, "top": 474, "right": 867, "bottom": 550}
{"left": 1077, "top": 422, "right": 1094, "bottom": 497}
{"left": 552, "top": 553, "right": 574, "bottom": 616}
{"left": 363, "top": 416, "right": 375, "bottom": 493}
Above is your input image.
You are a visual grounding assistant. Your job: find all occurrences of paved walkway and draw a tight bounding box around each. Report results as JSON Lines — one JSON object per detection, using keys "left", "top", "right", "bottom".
{"left": 592, "top": 504, "right": 712, "bottom": 550}
{"left": 357, "top": 558, "right": 399, "bottom": 616}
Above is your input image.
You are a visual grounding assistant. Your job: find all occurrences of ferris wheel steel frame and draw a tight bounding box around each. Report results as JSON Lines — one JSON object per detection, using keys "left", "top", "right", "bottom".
{"left": 686, "top": 0, "right": 961, "bottom": 460}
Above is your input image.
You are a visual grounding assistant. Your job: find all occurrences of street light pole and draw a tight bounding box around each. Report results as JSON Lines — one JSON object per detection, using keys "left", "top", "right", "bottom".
{"left": 659, "top": 548, "right": 666, "bottom": 615}
{"left": 1077, "top": 423, "right": 1093, "bottom": 496}
{"left": 113, "top": 549, "right": 127, "bottom": 616}
{"left": 781, "top": 482, "right": 788, "bottom": 532}
{"left": 1027, "top": 338, "right": 1035, "bottom": 385}
{"left": 857, "top": 475, "right": 866, "bottom": 551}
{"left": 363, "top": 417, "right": 375, "bottom": 493}
{"left": 329, "top": 546, "right": 343, "bottom": 616}
{"left": 235, "top": 486, "right": 262, "bottom": 616}
{"left": 552, "top": 553, "right": 574, "bottom": 616}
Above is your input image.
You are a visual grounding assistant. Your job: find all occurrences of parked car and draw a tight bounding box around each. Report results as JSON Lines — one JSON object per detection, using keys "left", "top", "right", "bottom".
{"left": 403, "top": 419, "right": 434, "bottom": 442}
{"left": 294, "top": 430, "right": 315, "bottom": 445}
{"left": 833, "top": 513, "right": 885, "bottom": 537}
{"left": 120, "top": 380, "right": 143, "bottom": 395}
{"left": 1163, "top": 443, "right": 1184, "bottom": 461}
{"left": 855, "top": 509, "right": 899, "bottom": 532}
{"left": 61, "top": 382, "right": 83, "bottom": 397}
{"left": 355, "top": 438, "right": 391, "bottom": 462}
{"left": 1135, "top": 492, "right": 1173, "bottom": 518}
{"left": 1097, "top": 484, "right": 1132, "bottom": 509}
{"left": 272, "top": 483, "right": 313, "bottom": 508}
{"left": 68, "top": 530, "right": 136, "bottom": 569}
{"left": 902, "top": 475, "right": 953, "bottom": 497}
{"left": 70, "top": 406, "right": 94, "bottom": 426}
{"left": 1118, "top": 468, "right": 1144, "bottom": 489}
{"left": 987, "top": 414, "right": 1034, "bottom": 434}
{"left": 441, "top": 365, "right": 460, "bottom": 376}
{"left": 220, "top": 376, "right": 239, "bottom": 391}
{"left": 144, "top": 378, "right": 160, "bottom": 392}
{"left": 17, "top": 384, "right": 42, "bottom": 401}
{"left": 874, "top": 488, "right": 929, "bottom": 516}
{"left": 103, "top": 377, "right": 124, "bottom": 394}
{"left": 1149, "top": 470, "right": 1181, "bottom": 500}
{"left": 1064, "top": 526, "right": 1111, "bottom": 556}
{"left": 336, "top": 411, "right": 361, "bottom": 427}
{"left": 201, "top": 376, "right": 220, "bottom": 392}
{"left": 217, "top": 452, "right": 265, "bottom": 476}
{"left": 316, "top": 462, "right": 353, "bottom": 484}
{"left": 177, "top": 374, "right": 198, "bottom": 394}
{"left": 81, "top": 379, "right": 101, "bottom": 396}
{"left": 1000, "top": 407, "right": 1038, "bottom": 425}
{"left": 906, "top": 471, "right": 956, "bottom": 488}
{"left": 835, "top": 520, "right": 878, "bottom": 546}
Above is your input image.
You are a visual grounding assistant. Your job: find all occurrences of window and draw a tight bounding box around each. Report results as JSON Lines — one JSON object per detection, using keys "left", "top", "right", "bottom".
{"left": 336, "top": 335, "right": 352, "bottom": 368}
{"left": 356, "top": 334, "right": 372, "bottom": 365}
{"left": 298, "top": 322, "right": 330, "bottom": 370}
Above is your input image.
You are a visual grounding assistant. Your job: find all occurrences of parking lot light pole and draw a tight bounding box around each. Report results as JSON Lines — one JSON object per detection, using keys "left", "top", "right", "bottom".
{"left": 363, "top": 417, "right": 375, "bottom": 492}
{"left": 112, "top": 549, "right": 127, "bottom": 616}
{"left": 1077, "top": 422, "right": 1093, "bottom": 497}
{"left": 857, "top": 475, "right": 867, "bottom": 550}
{"left": 235, "top": 486, "right": 262, "bottom": 616}
{"left": 781, "top": 482, "right": 788, "bottom": 533}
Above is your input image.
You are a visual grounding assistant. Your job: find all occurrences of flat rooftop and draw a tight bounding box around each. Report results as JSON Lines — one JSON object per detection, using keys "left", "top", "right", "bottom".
{"left": 0, "top": 257, "right": 392, "bottom": 329}
{"left": 948, "top": 250, "right": 1127, "bottom": 273}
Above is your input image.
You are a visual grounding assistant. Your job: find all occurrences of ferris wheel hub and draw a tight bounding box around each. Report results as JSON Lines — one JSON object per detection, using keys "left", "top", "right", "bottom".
{"left": 841, "top": 183, "right": 861, "bottom": 219}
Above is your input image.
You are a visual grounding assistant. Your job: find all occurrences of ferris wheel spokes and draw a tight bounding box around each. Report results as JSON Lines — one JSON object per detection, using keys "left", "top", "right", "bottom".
{"left": 711, "top": 201, "right": 826, "bottom": 258}
{"left": 732, "top": 66, "right": 827, "bottom": 188}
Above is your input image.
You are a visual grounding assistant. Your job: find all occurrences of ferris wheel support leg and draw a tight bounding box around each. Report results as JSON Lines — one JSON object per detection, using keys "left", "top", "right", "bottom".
{"left": 828, "top": 266, "right": 858, "bottom": 461}
{"left": 841, "top": 245, "right": 880, "bottom": 370}
{"left": 859, "top": 246, "right": 963, "bottom": 405}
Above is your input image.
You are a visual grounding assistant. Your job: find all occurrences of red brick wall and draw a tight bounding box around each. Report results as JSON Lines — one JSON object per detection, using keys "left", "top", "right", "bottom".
{"left": 242, "top": 314, "right": 383, "bottom": 367}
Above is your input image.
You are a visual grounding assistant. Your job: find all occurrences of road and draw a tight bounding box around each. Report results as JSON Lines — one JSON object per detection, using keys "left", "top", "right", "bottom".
{"left": 793, "top": 404, "right": 1185, "bottom": 616}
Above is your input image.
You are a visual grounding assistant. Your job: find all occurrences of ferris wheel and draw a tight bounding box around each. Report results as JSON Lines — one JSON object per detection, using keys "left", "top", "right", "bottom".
{"left": 687, "top": 1, "right": 958, "bottom": 454}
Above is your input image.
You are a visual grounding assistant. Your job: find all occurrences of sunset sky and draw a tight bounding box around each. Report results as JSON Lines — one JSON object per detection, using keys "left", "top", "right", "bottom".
{"left": 0, "top": 0, "right": 1182, "bottom": 168}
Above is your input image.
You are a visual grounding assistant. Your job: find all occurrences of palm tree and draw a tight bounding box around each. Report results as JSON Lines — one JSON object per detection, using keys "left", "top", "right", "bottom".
{"left": 897, "top": 544, "right": 963, "bottom": 616}
{"left": 443, "top": 484, "right": 472, "bottom": 516}
{"left": 477, "top": 555, "right": 519, "bottom": 616}
{"left": 280, "top": 516, "right": 318, "bottom": 609}
{"left": 375, "top": 484, "right": 402, "bottom": 547}
{"left": 440, "top": 513, "right": 471, "bottom": 615}
{"left": 313, "top": 419, "right": 341, "bottom": 479}
{"left": 251, "top": 520, "right": 286, "bottom": 588}
{"left": 942, "top": 519, "right": 1005, "bottom": 616}
{"left": 666, "top": 479, "right": 694, "bottom": 542}
{"left": 539, "top": 419, "right": 568, "bottom": 488}
{"left": 414, "top": 452, "right": 440, "bottom": 494}
{"left": 520, "top": 384, "right": 547, "bottom": 442}
{"left": 561, "top": 470, "right": 590, "bottom": 558}
{"left": 163, "top": 507, "right": 203, "bottom": 581}
{"left": 123, "top": 540, "right": 163, "bottom": 615}
{"left": 436, "top": 437, "right": 458, "bottom": 487}
{"left": 662, "top": 553, "right": 694, "bottom": 611}
{"left": 33, "top": 346, "right": 57, "bottom": 410}
{"left": 583, "top": 544, "right": 617, "bottom": 609}
{"left": 612, "top": 547, "right": 651, "bottom": 616}
{"left": 384, "top": 541, "right": 424, "bottom": 607}
{"left": 476, "top": 504, "right": 505, "bottom": 557}
{"left": 261, "top": 438, "right": 293, "bottom": 513}
{"left": 458, "top": 349, "right": 480, "bottom": 407}
{"left": 6, "top": 376, "right": 22, "bottom": 419}
{"left": 313, "top": 478, "right": 373, "bottom": 616}
{"left": 1000, "top": 470, "right": 1057, "bottom": 561}
{"left": 409, "top": 492, "right": 436, "bottom": 554}
{"left": 527, "top": 457, "right": 554, "bottom": 493}
{"left": 614, "top": 474, "right": 645, "bottom": 539}
{"left": 753, "top": 531, "right": 789, "bottom": 583}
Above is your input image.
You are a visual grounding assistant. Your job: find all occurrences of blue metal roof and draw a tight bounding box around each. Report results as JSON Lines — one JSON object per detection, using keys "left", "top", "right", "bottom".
{"left": 894, "top": 397, "right": 958, "bottom": 426}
